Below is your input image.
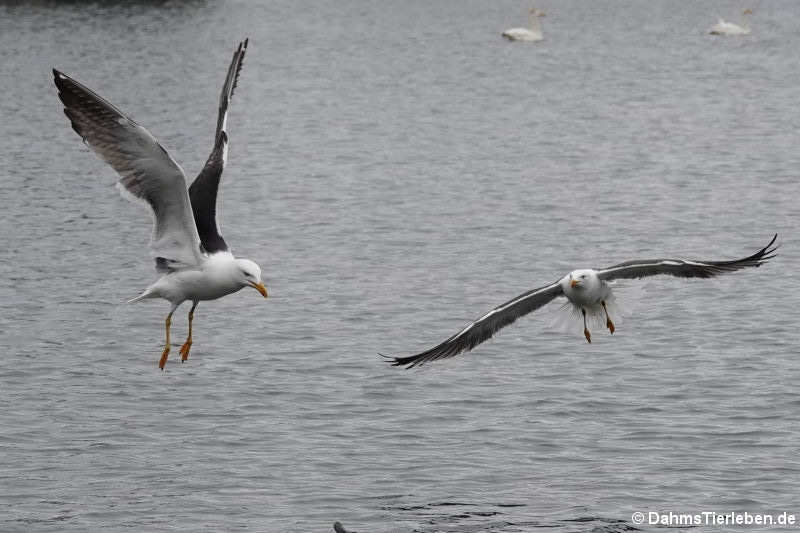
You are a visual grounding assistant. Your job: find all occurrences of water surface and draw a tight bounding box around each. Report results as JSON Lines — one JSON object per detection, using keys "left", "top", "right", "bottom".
{"left": 1, "top": 1, "right": 798, "bottom": 531}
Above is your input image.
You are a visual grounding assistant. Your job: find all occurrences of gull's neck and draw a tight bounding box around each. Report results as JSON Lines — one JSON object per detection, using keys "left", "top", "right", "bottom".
{"left": 529, "top": 12, "right": 542, "bottom": 33}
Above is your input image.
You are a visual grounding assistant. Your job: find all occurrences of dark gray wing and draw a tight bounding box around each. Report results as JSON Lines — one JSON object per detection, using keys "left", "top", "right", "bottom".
{"left": 389, "top": 281, "right": 564, "bottom": 368}
{"left": 189, "top": 38, "right": 248, "bottom": 254}
{"left": 54, "top": 69, "right": 203, "bottom": 270}
{"left": 596, "top": 234, "right": 777, "bottom": 281}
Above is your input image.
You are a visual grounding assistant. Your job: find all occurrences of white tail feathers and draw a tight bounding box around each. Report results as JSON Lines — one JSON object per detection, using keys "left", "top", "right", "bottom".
{"left": 127, "top": 290, "right": 154, "bottom": 304}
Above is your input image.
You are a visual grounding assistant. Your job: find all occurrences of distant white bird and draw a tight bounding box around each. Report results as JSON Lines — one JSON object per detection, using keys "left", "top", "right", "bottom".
{"left": 709, "top": 8, "right": 752, "bottom": 36}
{"left": 502, "top": 7, "right": 545, "bottom": 42}
{"left": 54, "top": 39, "right": 269, "bottom": 370}
{"left": 389, "top": 236, "right": 777, "bottom": 368}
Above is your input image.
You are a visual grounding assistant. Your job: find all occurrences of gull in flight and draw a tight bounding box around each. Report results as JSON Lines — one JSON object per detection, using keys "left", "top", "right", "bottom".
{"left": 54, "top": 38, "right": 268, "bottom": 369}
{"left": 389, "top": 235, "right": 777, "bottom": 368}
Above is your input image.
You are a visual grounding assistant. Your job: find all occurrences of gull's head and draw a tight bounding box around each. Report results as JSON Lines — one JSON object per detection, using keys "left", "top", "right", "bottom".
{"left": 567, "top": 269, "right": 594, "bottom": 289}
{"left": 235, "top": 258, "right": 267, "bottom": 298}
{"left": 743, "top": 8, "right": 753, "bottom": 15}
{"left": 530, "top": 8, "right": 545, "bottom": 17}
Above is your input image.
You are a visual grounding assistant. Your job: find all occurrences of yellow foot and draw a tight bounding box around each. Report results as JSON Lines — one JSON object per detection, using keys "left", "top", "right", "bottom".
{"left": 607, "top": 319, "right": 615, "bottom": 335}
{"left": 180, "top": 340, "right": 192, "bottom": 362}
{"left": 159, "top": 346, "right": 170, "bottom": 370}
{"left": 584, "top": 328, "right": 592, "bottom": 343}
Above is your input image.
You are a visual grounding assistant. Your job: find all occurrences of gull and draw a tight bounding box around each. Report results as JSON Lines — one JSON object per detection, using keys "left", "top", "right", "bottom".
{"left": 502, "top": 7, "right": 546, "bottom": 42}
{"left": 709, "top": 9, "right": 752, "bottom": 36}
{"left": 54, "top": 38, "right": 268, "bottom": 369}
{"left": 389, "top": 235, "right": 777, "bottom": 368}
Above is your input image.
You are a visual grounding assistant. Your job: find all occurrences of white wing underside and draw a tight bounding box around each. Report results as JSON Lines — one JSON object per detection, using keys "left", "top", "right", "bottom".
{"left": 54, "top": 70, "right": 204, "bottom": 270}
{"left": 103, "top": 122, "right": 203, "bottom": 269}
{"left": 114, "top": 176, "right": 202, "bottom": 270}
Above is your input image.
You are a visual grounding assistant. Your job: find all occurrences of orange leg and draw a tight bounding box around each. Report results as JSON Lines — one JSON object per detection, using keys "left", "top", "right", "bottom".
{"left": 180, "top": 302, "right": 198, "bottom": 362}
{"left": 602, "top": 300, "right": 615, "bottom": 334}
{"left": 582, "top": 308, "right": 591, "bottom": 343}
{"left": 158, "top": 311, "right": 174, "bottom": 370}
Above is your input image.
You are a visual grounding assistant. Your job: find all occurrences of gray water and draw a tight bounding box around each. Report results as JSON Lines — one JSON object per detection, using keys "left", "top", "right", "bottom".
{"left": 2, "top": 0, "right": 799, "bottom": 531}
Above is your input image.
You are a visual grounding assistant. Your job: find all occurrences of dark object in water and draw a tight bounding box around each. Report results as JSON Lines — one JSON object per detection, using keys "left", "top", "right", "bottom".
{"left": 333, "top": 522, "right": 353, "bottom": 533}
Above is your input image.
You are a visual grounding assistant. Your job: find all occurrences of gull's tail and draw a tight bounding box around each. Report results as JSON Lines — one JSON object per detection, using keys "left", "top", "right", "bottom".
{"left": 548, "top": 282, "right": 643, "bottom": 335}
{"left": 127, "top": 288, "right": 156, "bottom": 304}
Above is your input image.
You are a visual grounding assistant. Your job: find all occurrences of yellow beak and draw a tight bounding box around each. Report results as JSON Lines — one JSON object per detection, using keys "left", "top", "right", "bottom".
{"left": 570, "top": 279, "right": 579, "bottom": 288}
{"left": 250, "top": 281, "right": 268, "bottom": 298}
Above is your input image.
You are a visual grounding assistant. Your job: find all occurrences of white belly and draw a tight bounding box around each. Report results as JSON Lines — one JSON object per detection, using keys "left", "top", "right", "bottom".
{"left": 563, "top": 280, "right": 612, "bottom": 307}
{"left": 147, "top": 253, "right": 246, "bottom": 303}
{"left": 177, "top": 270, "right": 243, "bottom": 301}
{"left": 149, "top": 270, "right": 242, "bottom": 303}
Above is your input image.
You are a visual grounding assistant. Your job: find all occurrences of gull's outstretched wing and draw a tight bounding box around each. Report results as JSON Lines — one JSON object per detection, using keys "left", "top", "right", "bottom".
{"left": 189, "top": 38, "right": 248, "bottom": 254}
{"left": 389, "top": 281, "right": 564, "bottom": 368}
{"left": 54, "top": 69, "right": 203, "bottom": 271}
{"left": 596, "top": 235, "right": 777, "bottom": 281}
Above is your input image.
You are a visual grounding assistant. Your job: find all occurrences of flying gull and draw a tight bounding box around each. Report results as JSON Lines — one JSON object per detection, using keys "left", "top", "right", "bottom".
{"left": 54, "top": 38, "right": 268, "bottom": 369}
{"left": 389, "top": 235, "right": 777, "bottom": 368}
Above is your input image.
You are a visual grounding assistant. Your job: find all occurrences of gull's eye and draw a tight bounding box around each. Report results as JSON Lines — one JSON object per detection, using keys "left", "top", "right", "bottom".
{"left": 581, "top": 275, "right": 586, "bottom": 279}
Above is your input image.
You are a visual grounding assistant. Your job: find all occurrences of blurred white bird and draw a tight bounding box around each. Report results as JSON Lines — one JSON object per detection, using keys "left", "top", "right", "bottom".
{"left": 503, "top": 7, "right": 546, "bottom": 42}
{"left": 709, "top": 9, "right": 752, "bottom": 36}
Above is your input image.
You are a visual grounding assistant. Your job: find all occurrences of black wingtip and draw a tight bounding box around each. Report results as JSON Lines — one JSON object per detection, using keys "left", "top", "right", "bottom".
{"left": 379, "top": 352, "right": 419, "bottom": 369}
{"left": 230, "top": 37, "right": 248, "bottom": 95}
{"left": 394, "top": 356, "right": 424, "bottom": 368}
{"left": 764, "top": 233, "right": 781, "bottom": 254}
{"left": 758, "top": 233, "right": 779, "bottom": 263}
{"left": 53, "top": 69, "right": 67, "bottom": 90}
{"left": 764, "top": 233, "right": 778, "bottom": 250}
{"left": 52, "top": 68, "right": 75, "bottom": 89}
{"left": 712, "top": 233, "right": 778, "bottom": 273}
{"left": 769, "top": 233, "right": 778, "bottom": 249}
{"left": 379, "top": 353, "right": 406, "bottom": 367}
